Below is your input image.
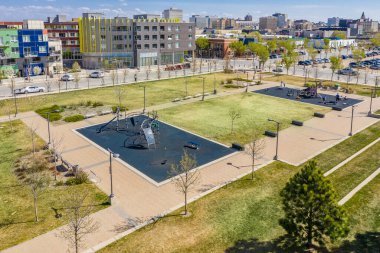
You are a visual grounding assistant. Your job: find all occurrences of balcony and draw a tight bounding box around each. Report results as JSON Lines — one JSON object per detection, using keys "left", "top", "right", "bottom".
{"left": 49, "top": 50, "right": 62, "bottom": 56}
{"left": 24, "top": 52, "right": 39, "bottom": 58}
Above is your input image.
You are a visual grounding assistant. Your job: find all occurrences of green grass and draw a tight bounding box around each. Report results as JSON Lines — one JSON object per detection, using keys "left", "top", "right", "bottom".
{"left": 0, "top": 121, "right": 109, "bottom": 250}
{"left": 328, "top": 141, "right": 380, "bottom": 199}
{"left": 0, "top": 73, "right": 239, "bottom": 117}
{"left": 263, "top": 75, "right": 380, "bottom": 97}
{"left": 159, "top": 92, "right": 329, "bottom": 145}
{"left": 100, "top": 121, "right": 380, "bottom": 253}
{"left": 375, "top": 110, "right": 380, "bottom": 115}
{"left": 312, "top": 121, "right": 380, "bottom": 172}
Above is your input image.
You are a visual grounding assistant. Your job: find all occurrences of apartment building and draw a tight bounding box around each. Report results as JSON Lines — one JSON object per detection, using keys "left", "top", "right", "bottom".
{"left": 45, "top": 15, "right": 81, "bottom": 67}
{"left": 0, "top": 29, "right": 19, "bottom": 75}
{"left": 79, "top": 13, "right": 195, "bottom": 69}
{"left": 162, "top": 8, "right": 183, "bottom": 21}
{"left": 259, "top": 16, "right": 278, "bottom": 32}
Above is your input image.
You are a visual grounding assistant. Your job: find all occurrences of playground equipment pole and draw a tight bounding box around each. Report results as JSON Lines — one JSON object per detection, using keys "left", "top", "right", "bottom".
{"left": 268, "top": 119, "right": 280, "bottom": 160}
{"left": 349, "top": 105, "right": 357, "bottom": 136}
{"left": 107, "top": 148, "right": 120, "bottom": 205}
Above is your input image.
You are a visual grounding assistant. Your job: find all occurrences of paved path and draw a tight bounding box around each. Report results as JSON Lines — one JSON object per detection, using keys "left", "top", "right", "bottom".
{"left": 339, "top": 167, "right": 380, "bottom": 205}
{"left": 2, "top": 81, "right": 380, "bottom": 253}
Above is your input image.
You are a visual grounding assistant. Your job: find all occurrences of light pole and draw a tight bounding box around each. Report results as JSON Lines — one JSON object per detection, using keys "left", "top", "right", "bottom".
{"left": 349, "top": 105, "right": 357, "bottom": 136}
{"left": 141, "top": 85, "right": 146, "bottom": 113}
{"left": 268, "top": 119, "right": 280, "bottom": 160}
{"left": 198, "top": 77, "right": 206, "bottom": 101}
{"left": 107, "top": 148, "right": 120, "bottom": 205}
{"left": 368, "top": 88, "right": 374, "bottom": 116}
{"left": 46, "top": 112, "right": 51, "bottom": 145}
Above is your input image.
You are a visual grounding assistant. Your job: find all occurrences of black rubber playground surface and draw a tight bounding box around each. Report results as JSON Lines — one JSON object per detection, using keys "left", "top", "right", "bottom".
{"left": 254, "top": 87, "right": 363, "bottom": 109}
{"left": 76, "top": 115, "right": 234, "bottom": 184}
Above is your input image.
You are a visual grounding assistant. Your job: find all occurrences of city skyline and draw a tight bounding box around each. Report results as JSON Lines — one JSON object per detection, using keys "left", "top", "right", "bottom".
{"left": 0, "top": 0, "right": 379, "bottom": 22}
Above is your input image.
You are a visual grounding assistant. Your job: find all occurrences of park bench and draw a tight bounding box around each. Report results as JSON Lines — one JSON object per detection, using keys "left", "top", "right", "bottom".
{"left": 84, "top": 112, "right": 97, "bottom": 119}
{"left": 183, "top": 96, "right": 193, "bottom": 100}
{"left": 314, "top": 112, "right": 325, "bottom": 118}
{"left": 194, "top": 94, "right": 202, "bottom": 98}
{"left": 291, "top": 120, "right": 304, "bottom": 126}
{"left": 232, "top": 143, "right": 245, "bottom": 151}
{"left": 264, "top": 131, "right": 277, "bottom": 138}
{"left": 61, "top": 159, "right": 80, "bottom": 175}
{"left": 332, "top": 106, "right": 343, "bottom": 111}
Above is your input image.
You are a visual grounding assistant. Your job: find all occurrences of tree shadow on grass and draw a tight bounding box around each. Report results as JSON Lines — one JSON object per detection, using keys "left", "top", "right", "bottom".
{"left": 225, "top": 232, "right": 380, "bottom": 253}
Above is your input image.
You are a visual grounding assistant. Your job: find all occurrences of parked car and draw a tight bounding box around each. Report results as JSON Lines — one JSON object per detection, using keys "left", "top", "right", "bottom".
{"left": 272, "top": 67, "right": 283, "bottom": 73}
{"left": 338, "top": 68, "right": 358, "bottom": 76}
{"left": 61, "top": 74, "right": 74, "bottom": 81}
{"left": 370, "top": 65, "right": 380, "bottom": 70}
{"left": 341, "top": 55, "right": 348, "bottom": 59}
{"left": 14, "top": 86, "right": 45, "bottom": 94}
{"left": 89, "top": 71, "right": 104, "bottom": 78}
{"left": 269, "top": 54, "right": 278, "bottom": 59}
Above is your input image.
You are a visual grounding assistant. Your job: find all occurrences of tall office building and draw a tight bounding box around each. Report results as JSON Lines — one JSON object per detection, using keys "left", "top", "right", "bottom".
{"left": 272, "top": 13, "right": 288, "bottom": 28}
{"left": 259, "top": 16, "right": 278, "bottom": 31}
{"left": 189, "top": 15, "right": 210, "bottom": 29}
{"left": 79, "top": 13, "right": 195, "bottom": 69}
{"left": 327, "top": 17, "right": 340, "bottom": 27}
{"left": 244, "top": 14, "right": 253, "bottom": 21}
{"left": 162, "top": 8, "right": 183, "bottom": 21}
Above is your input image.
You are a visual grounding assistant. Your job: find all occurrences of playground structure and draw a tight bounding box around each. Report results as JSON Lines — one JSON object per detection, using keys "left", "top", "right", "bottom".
{"left": 285, "top": 86, "right": 318, "bottom": 99}
{"left": 97, "top": 107, "right": 160, "bottom": 150}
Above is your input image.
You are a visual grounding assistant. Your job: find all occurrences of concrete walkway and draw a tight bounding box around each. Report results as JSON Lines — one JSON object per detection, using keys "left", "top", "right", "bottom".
{"left": 2, "top": 82, "right": 380, "bottom": 253}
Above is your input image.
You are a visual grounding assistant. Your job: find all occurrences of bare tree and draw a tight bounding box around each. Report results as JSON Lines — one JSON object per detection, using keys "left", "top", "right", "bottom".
{"left": 8, "top": 76, "right": 18, "bottom": 116}
{"left": 157, "top": 64, "right": 161, "bottom": 80}
{"left": 170, "top": 150, "right": 200, "bottom": 216}
{"left": 56, "top": 80, "right": 63, "bottom": 93}
{"left": 49, "top": 135, "right": 64, "bottom": 181}
{"left": 244, "top": 122, "right": 265, "bottom": 180}
{"left": 73, "top": 72, "right": 81, "bottom": 89}
{"left": 122, "top": 68, "right": 128, "bottom": 83}
{"left": 145, "top": 65, "right": 151, "bottom": 80}
{"left": 114, "top": 85, "right": 126, "bottom": 107}
{"left": 192, "top": 58, "right": 197, "bottom": 76}
{"left": 19, "top": 155, "right": 51, "bottom": 222}
{"left": 228, "top": 106, "right": 242, "bottom": 133}
{"left": 110, "top": 70, "right": 117, "bottom": 86}
{"left": 45, "top": 80, "right": 52, "bottom": 92}
{"left": 5, "top": 103, "right": 14, "bottom": 132}
{"left": 59, "top": 191, "right": 99, "bottom": 253}
{"left": 29, "top": 123, "right": 38, "bottom": 155}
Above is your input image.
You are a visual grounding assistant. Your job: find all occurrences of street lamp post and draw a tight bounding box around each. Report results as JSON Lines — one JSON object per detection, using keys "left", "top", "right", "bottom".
{"left": 368, "top": 88, "right": 374, "bottom": 116}
{"left": 349, "top": 105, "right": 357, "bottom": 136}
{"left": 268, "top": 119, "right": 280, "bottom": 160}
{"left": 46, "top": 112, "right": 51, "bottom": 145}
{"left": 107, "top": 148, "right": 120, "bottom": 205}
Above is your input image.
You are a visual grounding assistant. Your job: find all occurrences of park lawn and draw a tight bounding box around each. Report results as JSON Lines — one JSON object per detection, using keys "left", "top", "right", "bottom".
{"left": 328, "top": 141, "right": 380, "bottom": 199}
{"left": 100, "top": 120, "right": 380, "bottom": 253}
{"left": 263, "top": 74, "right": 379, "bottom": 97}
{"left": 159, "top": 92, "right": 329, "bottom": 145}
{"left": 0, "top": 73, "right": 239, "bottom": 117}
{"left": 0, "top": 121, "right": 109, "bottom": 251}
{"left": 312, "top": 121, "right": 380, "bottom": 172}
{"left": 375, "top": 110, "right": 380, "bottom": 115}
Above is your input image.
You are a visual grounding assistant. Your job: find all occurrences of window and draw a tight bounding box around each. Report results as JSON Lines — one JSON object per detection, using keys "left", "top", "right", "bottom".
{"left": 24, "top": 47, "right": 31, "bottom": 55}
{"left": 175, "top": 34, "right": 179, "bottom": 40}
{"left": 168, "top": 35, "right": 172, "bottom": 40}
{"left": 152, "top": 26, "right": 158, "bottom": 31}
{"left": 101, "top": 35, "right": 106, "bottom": 40}
{"left": 137, "top": 44, "right": 141, "bottom": 49}
{"left": 175, "top": 26, "right": 180, "bottom": 31}
{"left": 160, "top": 43, "right": 165, "bottom": 49}
{"left": 136, "top": 35, "right": 141, "bottom": 40}
{"left": 136, "top": 26, "right": 141, "bottom": 31}
{"left": 144, "top": 35, "right": 149, "bottom": 40}
{"left": 38, "top": 35, "right": 43, "bottom": 42}
{"left": 188, "top": 34, "right": 193, "bottom": 39}
{"left": 168, "top": 43, "right": 172, "bottom": 49}
{"left": 160, "top": 26, "right": 165, "bottom": 31}
{"left": 152, "top": 44, "right": 157, "bottom": 49}
{"left": 11, "top": 47, "right": 19, "bottom": 53}
{"left": 70, "top": 41, "right": 76, "bottom": 45}
{"left": 188, "top": 42, "right": 193, "bottom": 47}
{"left": 144, "top": 26, "right": 149, "bottom": 31}
{"left": 10, "top": 35, "right": 17, "bottom": 42}
{"left": 0, "top": 37, "right": 3, "bottom": 45}
{"left": 168, "top": 26, "right": 172, "bottom": 31}
{"left": 39, "top": 46, "right": 46, "bottom": 53}
{"left": 152, "top": 35, "right": 158, "bottom": 40}
{"left": 70, "top": 33, "right": 76, "bottom": 37}
{"left": 160, "top": 35, "right": 165, "bottom": 40}
{"left": 175, "top": 42, "right": 179, "bottom": 49}
{"left": 188, "top": 26, "right": 193, "bottom": 31}
{"left": 22, "top": 35, "right": 30, "bottom": 42}
{"left": 144, "top": 44, "right": 149, "bottom": 49}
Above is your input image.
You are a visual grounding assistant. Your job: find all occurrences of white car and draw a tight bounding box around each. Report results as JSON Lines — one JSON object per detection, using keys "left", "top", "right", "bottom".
{"left": 14, "top": 86, "right": 45, "bottom": 94}
{"left": 61, "top": 74, "right": 74, "bottom": 81}
{"left": 89, "top": 71, "right": 104, "bottom": 78}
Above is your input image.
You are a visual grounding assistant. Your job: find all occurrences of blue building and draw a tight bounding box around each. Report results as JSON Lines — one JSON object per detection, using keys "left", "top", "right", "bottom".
{"left": 17, "top": 29, "right": 49, "bottom": 76}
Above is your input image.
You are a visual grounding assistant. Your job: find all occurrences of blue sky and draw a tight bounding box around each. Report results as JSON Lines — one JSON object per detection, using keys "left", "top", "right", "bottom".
{"left": 0, "top": 0, "right": 379, "bottom": 22}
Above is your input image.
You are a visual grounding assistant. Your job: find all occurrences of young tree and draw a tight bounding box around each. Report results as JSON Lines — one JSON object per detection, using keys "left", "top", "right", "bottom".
{"left": 71, "top": 61, "right": 81, "bottom": 73}
{"left": 114, "top": 85, "right": 126, "bottom": 107}
{"left": 59, "top": 191, "right": 99, "bottom": 253}
{"left": 330, "top": 56, "right": 343, "bottom": 81}
{"left": 256, "top": 44, "right": 269, "bottom": 72}
{"left": 145, "top": 65, "right": 151, "bottom": 80}
{"left": 73, "top": 72, "right": 81, "bottom": 89}
{"left": 29, "top": 123, "right": 38, "bottom": 155}
{"left": 110, "top": 70, "right": 117, "bottom": 86}
{"left": 267, "top": 39, "right": 277, "bottom": 54}
{"left": 20, "top": 155, "right": 51, "bottom": 222}
{"left": 244, "top": 123, "right": 265, "bottom": 180}
{"left": 280, "top": 161, "right": 349, "bottom": 249}
{"left": 228, "top": 106, "right": 242, "bottom": 133}
{"left": 170, "top": 150, "right": 200, "bottom": 216}
{"left": 122, "top": 68, "right": 128, "bottom": 83}
{"left": 282, "top": 54, "right": 294, "bottom": 75}
{"left": 323, "top": 38, "right": 331, "bottom": 59}
{"left": 370, "top": 33, "right": 380, "bottom": 48}
{"left": 49, "top": 135, "right": 64, "bottom": 181}
{"left": 195, "top": 37, "right": 210, "bottom": 58}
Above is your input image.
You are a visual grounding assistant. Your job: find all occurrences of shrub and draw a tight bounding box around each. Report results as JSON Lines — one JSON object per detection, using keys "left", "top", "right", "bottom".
{"left": 86, "top": 100, "right": 93, "bottom": 107}
{"left": 224, "top": 84, "right": 241, "bottom": 89}
{"left": 55, "top": 180, "right": 65, "bottom": 186}
{"left": 226, "top": 79, "right": 233, "bottom": 84}
{"left": 112, "top": 106, "right": 128, "bottom": 113}
{"left": 92, "top": 101, "right": 104, "bottom": 107}
{"left": 35, "top": 105, "right": 64, "bottom": 121}
{"left": 63, "top": 114, "right": 85, "bottom": 123}
{"left": 65, "top": 171, "right": 89, "bottom": 185}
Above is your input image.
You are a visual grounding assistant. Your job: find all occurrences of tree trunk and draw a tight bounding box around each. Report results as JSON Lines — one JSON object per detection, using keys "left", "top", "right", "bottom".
{"left": 75, "top": 230, "right": 79, "bottom": 253}
{"left": 184, "top": 191, "right": 188, "bottom": 215}
{"left": 331, "top": 71, "right": 334, "bottom": 81}
{"left": 33, "top": 195, "right": 38, "bottom": 222}
{"left": 251, "top": 153, "right": 255, "bottom": 180}
{"left": 307, "top": 210, "right": 313, "bottom": 249}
